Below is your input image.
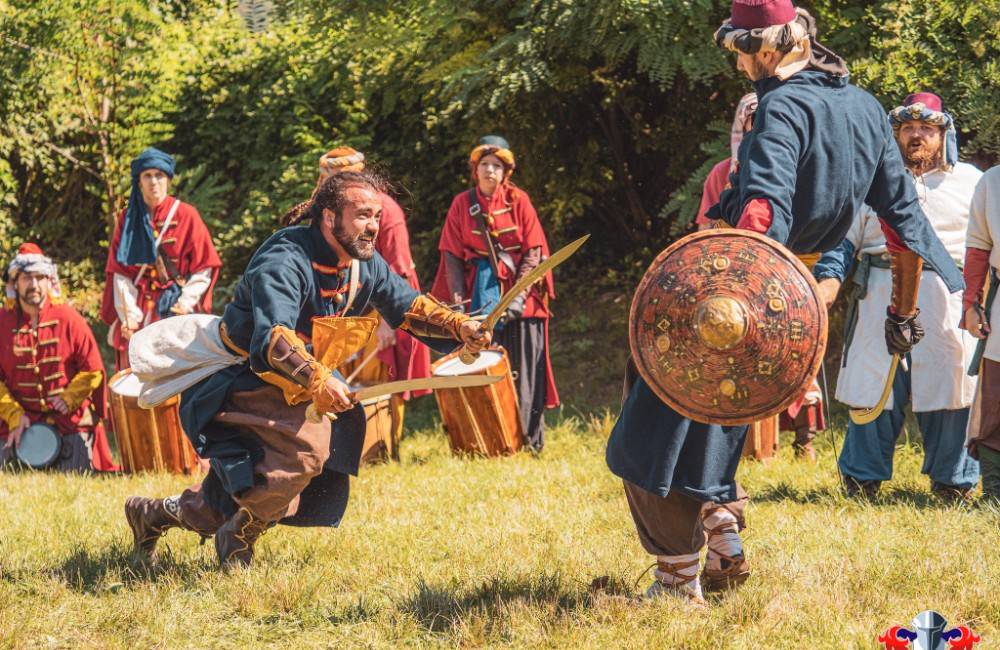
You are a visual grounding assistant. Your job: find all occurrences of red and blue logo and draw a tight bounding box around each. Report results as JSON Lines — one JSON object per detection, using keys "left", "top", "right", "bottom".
{"left": 879, "top": 611, "right": 980, "bottom": 649}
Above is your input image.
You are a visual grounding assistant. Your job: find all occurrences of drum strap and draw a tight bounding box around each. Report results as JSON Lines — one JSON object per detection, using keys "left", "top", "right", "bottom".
{"left": 134, "top": 198, "right": 181, "bottom": 287}
{"left": 344, "top": 259, "right": 360, "bottom": 313}
{"left": 468, "top": 188, "right": 501, "bottom": 277}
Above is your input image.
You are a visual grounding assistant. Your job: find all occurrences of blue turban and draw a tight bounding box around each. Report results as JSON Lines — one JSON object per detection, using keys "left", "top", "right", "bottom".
{"left": 116, "top": 147, "right": 176, "bottom": 266}
{"left": 888, "top": 93, "right": 959, "bottom": 171}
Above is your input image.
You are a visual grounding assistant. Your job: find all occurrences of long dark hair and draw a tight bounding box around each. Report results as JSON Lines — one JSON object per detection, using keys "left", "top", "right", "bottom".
{"left": 280, "top": 170, "right": 388, "bottom": 226}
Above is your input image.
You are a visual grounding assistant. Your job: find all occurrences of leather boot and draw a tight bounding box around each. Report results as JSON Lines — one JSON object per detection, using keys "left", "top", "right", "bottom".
{"left": 792, "top": 427, "right": 817, "bottom": 462}
{"left": 124, "top": 496, "right": 180, "bottom": 561}
{"left": 214, "top": 507, "right": 272, "bottom": 569}
{"left": 844, "top": 476, "right": 881, "bottom": 499}
{"left": 931, "top": 481, "right": 974, "bottom": 505}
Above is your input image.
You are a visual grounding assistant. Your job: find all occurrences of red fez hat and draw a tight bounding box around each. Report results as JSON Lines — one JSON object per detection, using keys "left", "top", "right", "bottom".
{"left": 18, "top": 242, "right": 44, "bottom": 256}
{"left": 903, "top": 92, "right": 943, "bottom": 113}
{"left": 730, "top": 0, "right": 797, "bottom": 30}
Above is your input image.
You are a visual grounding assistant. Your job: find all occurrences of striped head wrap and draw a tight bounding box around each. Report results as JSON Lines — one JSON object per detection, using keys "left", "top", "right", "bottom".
{"left": 889, "top": 92, "right": 958, "bottom": 171}
{"left": 5, "top": 242, "right": 61, "bottom": 303}
{"left": 715, "top": 7, "right": 815, "bottom": 81}
{"left": 318, "top": 147, "right": 366, "bottom": 182}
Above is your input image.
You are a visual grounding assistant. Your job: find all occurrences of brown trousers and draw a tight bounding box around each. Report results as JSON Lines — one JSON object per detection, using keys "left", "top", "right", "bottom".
{"left": 173, "top": 386, "right": 331, "bottom": 533}
{"left": 623, "top": 481, "right": 748, "bottom": 556}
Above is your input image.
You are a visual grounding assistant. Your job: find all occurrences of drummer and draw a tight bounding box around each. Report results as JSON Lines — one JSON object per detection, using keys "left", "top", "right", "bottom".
{"left": 0, "top": 244, "right": 117, "bottom": 472}
{"left": 430, "top": 136, "right": 559, "bottom": 452}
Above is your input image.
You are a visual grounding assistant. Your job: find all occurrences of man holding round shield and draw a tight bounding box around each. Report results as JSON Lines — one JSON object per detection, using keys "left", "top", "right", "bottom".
{"left": 609, "top": 0, "right": 962, "bottom": 604}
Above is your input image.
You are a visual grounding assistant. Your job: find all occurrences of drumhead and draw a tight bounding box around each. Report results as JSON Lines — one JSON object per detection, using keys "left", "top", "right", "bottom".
{"left": 110, "top": 371, "right": 141, "bottom": 397}
{"left": 15, "top": 423, "right": 61, "bottom": 468}
{"left": 434, "top": 350, "right": 502, "bottom": 376}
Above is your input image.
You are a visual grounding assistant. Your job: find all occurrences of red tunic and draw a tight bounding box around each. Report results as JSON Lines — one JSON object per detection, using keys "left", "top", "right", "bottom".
{"left": 697, "top": 158, "right": 732, "bottom": 226}
{"left": 0, "top": 302, "right": 118, "bottom": 471}
{"left": 431, "top": 184, "right": 559, "bottom": 407}
{"left": 100, "top": 196, "right": 222, "bottom": 365}
{"left": 375, "top": 194, "right": 432, "bottom": 394}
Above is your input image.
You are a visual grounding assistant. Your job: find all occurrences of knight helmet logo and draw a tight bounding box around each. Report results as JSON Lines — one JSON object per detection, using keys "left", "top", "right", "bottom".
{"left": 879, "top": 611, "right": 981, "bottom": 650}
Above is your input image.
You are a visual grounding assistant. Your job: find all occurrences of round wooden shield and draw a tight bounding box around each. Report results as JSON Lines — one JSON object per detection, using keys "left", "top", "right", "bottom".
{"left": 629, "top": 230, "right": 827, "bottom": 425}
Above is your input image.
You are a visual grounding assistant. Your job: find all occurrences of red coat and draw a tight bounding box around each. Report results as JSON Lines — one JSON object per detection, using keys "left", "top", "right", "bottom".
{"left": 376, "top": 194, "right": 431, "bottom": 393}
{"left": 0, "top": 302, "right": 118, "bottom": 471}
{"left": 697, "top": 158, "right": 732, "bottom": 226}
{"left": 432, "top": 184, "right": 559, "bottom": 408}
{"left": 100, "top": 196, "right": 222, "bottom": 357}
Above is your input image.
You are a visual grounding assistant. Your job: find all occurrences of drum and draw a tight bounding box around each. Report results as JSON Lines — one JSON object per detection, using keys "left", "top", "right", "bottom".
{"left": 109, "top": 369, "right": 200, "bottom": 474}
{"left": 742, "top": 415, "right": 779, "bottom": 461}
{"left": 357, "top": 393, "right": 402, "bottom": 465}
{"left": 432, "top": 348, "right": 522, "bottom": 457}
{"left": 15, "top": 423, "right": 61, "bottom": 469}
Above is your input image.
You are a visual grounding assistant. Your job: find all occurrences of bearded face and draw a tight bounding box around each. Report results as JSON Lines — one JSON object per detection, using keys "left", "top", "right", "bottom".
{"left": 15, "top": 271, "right": 51, "bottom": 309}
{"left": 327, "top": 185, "right": 381, "bottom": 261}
{"left": 898, "top": 122, "right": 943, "bottom": 174}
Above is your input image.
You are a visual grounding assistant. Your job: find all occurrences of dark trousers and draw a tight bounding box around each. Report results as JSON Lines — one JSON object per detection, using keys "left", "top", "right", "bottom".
{"left": 496, "top": 317, "right": 548, "bottom": 451}
{"left": 623, "top": 480, "right": 748, "bottom": 556}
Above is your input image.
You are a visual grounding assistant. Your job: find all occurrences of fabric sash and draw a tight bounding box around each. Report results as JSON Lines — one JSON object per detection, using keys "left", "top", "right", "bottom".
{"left": 128, "top": 314, "right": 244, "bottom": 408}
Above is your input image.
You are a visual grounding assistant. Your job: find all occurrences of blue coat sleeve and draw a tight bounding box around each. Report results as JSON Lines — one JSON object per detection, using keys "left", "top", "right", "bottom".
{"left": 720, "top": 101, "right": 805, "bottom": 245}
{"left": 863, "top": 123, "right": 964, "bottom": 292}
{"left": 245, "top": 244, "right": 311, "bottom": 373}
{"left": 813, "top": 239, "right": 855, "bottom": 282}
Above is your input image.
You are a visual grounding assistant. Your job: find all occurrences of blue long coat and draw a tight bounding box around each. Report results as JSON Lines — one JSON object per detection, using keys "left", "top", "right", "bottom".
{"left": 608, "top": 69, "right": 962, "bottom": 501}
{"left": 180, "top": 219, "right": 455, "bottom": 525}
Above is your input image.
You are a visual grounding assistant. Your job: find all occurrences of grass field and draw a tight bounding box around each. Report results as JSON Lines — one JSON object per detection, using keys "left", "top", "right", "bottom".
{"left": 1, "top": 408, "right": 998, "bottom": 649}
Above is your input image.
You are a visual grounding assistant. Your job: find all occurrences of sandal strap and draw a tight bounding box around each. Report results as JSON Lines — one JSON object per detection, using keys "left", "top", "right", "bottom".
{"left": 655, "top": 558, "right": 700, "bottom": 585}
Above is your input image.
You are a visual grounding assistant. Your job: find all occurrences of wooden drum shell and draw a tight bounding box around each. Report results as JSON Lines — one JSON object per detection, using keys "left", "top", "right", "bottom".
{"left": 109, "top": 369, "right": 200, "bottom": 474}
{"left": 432, "top": 348, "right": 523, "bottom": 457}
{"left": 742, "top": 415, "right": 779, "bottom": 462}
{"left": 359, "top": 395, "right": 401, "bottom": 465}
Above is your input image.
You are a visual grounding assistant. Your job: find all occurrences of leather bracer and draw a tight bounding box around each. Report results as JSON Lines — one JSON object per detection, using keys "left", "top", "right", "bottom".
{"left": 889, "top": 251, "right": 923, "bottom": 317}
{"left": 400, "top": 294, "right": 471, "bottom": 339}
{"left": 259, "top": 325, "right": 332, "bottom": 405}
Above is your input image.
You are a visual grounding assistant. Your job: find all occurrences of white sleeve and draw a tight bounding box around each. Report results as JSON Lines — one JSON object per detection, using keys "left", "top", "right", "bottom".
{"left": 967, "top": 173, "right": 994, "bottom": 252}
{"left": 844, "top": 207, "right": 867, "bottom": 251}
{"left": 174, "top": 268, "right": 214, "bottom": 312}
{"left": 113, "top": 273, "right": 144, "bottom": 326}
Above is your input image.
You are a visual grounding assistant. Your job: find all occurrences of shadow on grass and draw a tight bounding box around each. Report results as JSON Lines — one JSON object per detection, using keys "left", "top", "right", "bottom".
{"left": 751, "top": 481, "right": 963, "bottom": 510}
{"left": 402, "top": 572, "right": 623, "bottom": 633}
{"left": 34, "top": 541, "right": 210, "bottom": 593}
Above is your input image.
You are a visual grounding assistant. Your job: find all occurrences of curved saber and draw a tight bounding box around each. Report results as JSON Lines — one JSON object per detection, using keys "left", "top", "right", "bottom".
{"left": 459, "top": 234, "right": 590, "bottom": 365}
{"left": 849, "top": 354, "right": 899, "bottom": 424}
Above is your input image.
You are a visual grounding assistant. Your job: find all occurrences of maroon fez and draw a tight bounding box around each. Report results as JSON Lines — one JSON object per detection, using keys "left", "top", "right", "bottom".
{"left": 902, "top": 92, "right": 944, "bottom": 113}
{"left": 730, "top": 0, "right": 797, "bottom": 30}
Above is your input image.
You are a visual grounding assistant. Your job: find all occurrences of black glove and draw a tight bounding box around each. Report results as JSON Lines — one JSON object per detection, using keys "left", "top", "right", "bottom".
{"left": 499, "top": 292, "right": 527, "bottom": 326}
{"left": 884, "top": 308, "right": 924, "bottom": 355}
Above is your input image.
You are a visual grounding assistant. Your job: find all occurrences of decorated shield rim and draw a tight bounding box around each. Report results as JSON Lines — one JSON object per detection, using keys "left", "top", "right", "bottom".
{"left": 628, "top": 229, "right": 828, "bottom": 426}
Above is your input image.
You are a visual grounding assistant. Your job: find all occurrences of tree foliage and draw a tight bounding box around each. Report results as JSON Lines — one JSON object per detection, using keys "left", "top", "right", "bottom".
{"left": 1, "top": 0, "right": 998, "bottom": 311}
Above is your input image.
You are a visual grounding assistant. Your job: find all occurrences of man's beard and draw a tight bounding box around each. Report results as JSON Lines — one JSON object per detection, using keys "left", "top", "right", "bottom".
{"left": 18, "top": 289, "right": 44, "bottom": 308}
{"left": 745, "top": 56, "right": 771, "bottom": 81}
{"left": 333, "top": 220, "right": 376, "bottom": 260}
{"left": 903, "top": 139, "right": 941, "bottom": 174}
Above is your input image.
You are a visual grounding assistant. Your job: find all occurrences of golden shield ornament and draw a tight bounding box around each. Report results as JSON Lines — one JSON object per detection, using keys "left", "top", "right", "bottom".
{"left": 629, "top": 230, "right": 828, "bottom": 425}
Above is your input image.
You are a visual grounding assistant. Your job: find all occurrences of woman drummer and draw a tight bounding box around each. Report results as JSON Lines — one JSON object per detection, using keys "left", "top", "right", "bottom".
{"left": 431, "top": 135, "right": 559, "bottom": 451}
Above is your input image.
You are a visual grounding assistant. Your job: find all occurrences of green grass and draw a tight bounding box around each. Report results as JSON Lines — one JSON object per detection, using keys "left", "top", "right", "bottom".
{"left": 1, "top": 410, "right": 998, "bottom": 649}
